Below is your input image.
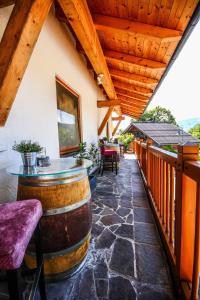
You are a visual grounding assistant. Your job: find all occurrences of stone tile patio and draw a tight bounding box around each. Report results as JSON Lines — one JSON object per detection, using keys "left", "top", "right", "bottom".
{"left": 44, "top": 154, "right": 175, "bottom": 300}
{"left": 0, "top": 154, "right": 175, "bottom": 300}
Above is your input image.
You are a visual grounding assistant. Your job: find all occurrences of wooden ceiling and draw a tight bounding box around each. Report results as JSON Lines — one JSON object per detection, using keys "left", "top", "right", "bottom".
{"left": 85, "top": 0, "right": 199, "bottom": 118}
{"left": 0, "top": 0, "right": 199, "bottom": 127}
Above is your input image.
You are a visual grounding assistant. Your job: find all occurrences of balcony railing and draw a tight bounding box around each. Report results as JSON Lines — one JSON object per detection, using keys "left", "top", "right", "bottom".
{"left": 134, "top": 139, "right": 200, "bottom": 300}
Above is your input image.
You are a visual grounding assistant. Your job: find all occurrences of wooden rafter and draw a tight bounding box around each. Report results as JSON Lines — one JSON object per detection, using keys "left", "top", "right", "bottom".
{"left": 97, "top": 100, "right": 120, "bottom": 107}
{"left": 110, "top": 68, "right": 158, "bottom": 86}
{"left": 113, "top": 80, "right": 153, "bottom": 96}
{"left": 122, "top": 108, "right": 141, "bottom": 116}
{"left": 0, "top": 0, "right": 15, "bottom": 8}
{"left": 112, "top": 116, "right": 125, "bottom": 121}
{"left": 112, "top": 120, "right": 121, "bottom": 136}
{"left": 117, "top": 94, "right": 148, "bottom": 105}
{"left": 98, "top": 106, "right": 114, "bottom": 136}
{"left": 120, "top": 103, "right": 142, "bottom": 113}
{"left": 104, "top": 49, "right": 166, "bottom": 71}
{"left": 57, "top": 0, "right": 117, "bottom": 101}
{"left": 0, "top": 0, "right": 53, "bottom": 126}
{"left": 115, "top": 88, "right": 149, "bottom": 101}
{"left": 119, "top": 100, "right": 146, "bottom": 110}
{"left": 93, "top": 14, "right": 182, "bottom": 43}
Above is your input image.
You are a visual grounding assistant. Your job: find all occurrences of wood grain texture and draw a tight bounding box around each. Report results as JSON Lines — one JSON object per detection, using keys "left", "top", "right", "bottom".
{"left": 0, "top": 0, "right": 53, "bottom": 126}
{"left": 98, "top": 106, "right": 114, "bottom": 135}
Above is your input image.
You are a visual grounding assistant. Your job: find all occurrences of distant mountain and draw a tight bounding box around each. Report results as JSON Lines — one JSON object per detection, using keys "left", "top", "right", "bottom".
{"left": 178, "top": 118, "right": 200, "bottom": 132}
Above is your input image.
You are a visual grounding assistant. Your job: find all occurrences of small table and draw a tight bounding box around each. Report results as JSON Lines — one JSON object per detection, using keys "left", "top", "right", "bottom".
{"left": 8, "top": 157, "right": 93, "bottom": 281}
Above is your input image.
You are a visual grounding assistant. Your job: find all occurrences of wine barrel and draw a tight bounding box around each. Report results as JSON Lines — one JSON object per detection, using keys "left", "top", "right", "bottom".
{"left": 17, "top": 170, "right": 91, "bottom": 281}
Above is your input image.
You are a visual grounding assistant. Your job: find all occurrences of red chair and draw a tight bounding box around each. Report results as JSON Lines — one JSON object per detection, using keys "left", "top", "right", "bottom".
{"left": 99, "top": 140, "right": 118, "bottom": 175}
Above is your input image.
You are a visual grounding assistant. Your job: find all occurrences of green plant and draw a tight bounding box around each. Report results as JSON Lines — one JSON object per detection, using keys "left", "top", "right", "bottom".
{"left": 189, "top": 123, "right": 200, "bottom": 138}
{"left": 88, "top": 143, "right": 99, "bottom": 163}
{"left": 12, "top": 140, "right": 42, "bottom": 153}
{"left": 138, "top": 106, "right": 177, "bottom": 125}
{"left": 118, "top": 133, "right": 134, "bottom": 151}
{"left": 162, "top": 145, "right": 177, "bottom": 153}
{"left": 74, "top": 142, "right": 88, "bottom": 160}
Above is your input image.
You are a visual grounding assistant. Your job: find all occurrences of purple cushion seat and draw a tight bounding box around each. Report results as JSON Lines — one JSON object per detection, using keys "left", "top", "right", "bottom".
{"left": 0, "top": 200, "right": 42, "bottom": 270}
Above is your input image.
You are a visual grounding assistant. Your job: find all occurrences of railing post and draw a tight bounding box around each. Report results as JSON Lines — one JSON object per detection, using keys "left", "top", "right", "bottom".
{"left": 175, "top": 143, "right": 199, "bottom": 294}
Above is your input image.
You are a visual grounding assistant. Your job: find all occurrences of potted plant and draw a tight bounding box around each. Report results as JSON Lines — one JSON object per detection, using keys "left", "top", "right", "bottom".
{"left": 12, "top": 140, "right": 42, "bottom": 167}
{"left": 74, "top": 142, "right": 88, "bottom": 164}
{"left": 88, "top": 143, "right": 99, "bottom": 165}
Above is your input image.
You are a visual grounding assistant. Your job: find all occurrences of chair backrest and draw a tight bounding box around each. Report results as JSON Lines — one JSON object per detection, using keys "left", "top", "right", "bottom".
{"left": 99, "top": 139, "right": 105, "bottom": 154}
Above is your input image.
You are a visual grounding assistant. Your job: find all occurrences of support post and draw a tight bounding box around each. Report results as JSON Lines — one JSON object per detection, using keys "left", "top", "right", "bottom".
{"left": 112, "top": 120, "right": 121, "bottom": 136}
{"left": 175, "top": 144, "right": 199, "bottom": 293}
{"left": 98, "top": 106, "right": 114, "bottom": 136}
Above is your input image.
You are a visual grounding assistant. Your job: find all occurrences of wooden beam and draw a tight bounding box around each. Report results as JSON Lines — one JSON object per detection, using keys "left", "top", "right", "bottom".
{"left": 94, "top": 14, "right": 182, "bottom": 43}
{"left": 113, "top": 80, "right": 153, "bottom": 96}
{"left": 112, "top": 116, "right": 125, "bottom": 121}
{"left": 97, "top": 100, "right": 120, "bottom": 107}
{"left": 110, "top": 68, "right": 158, "bottom": 86}
{"left": 115, "top": 88, "right": 149, "bottom": 101}
{"left": 104, "top": 49, "right": 166, "bottom": 71}
{"left": 119, "top": 99, "right": 146, "bottom": 110}
{"left": 98, "top": 106, "right": 114, "bottom": 136}
{"left": 0, "top": 0, "right": 15, "bottom": 8}
{"left": 121, "top": 109, "right": 141, "bottom": 118}
{"left": 0, "top": 0, "right": 53, "bottom": 126}
{"left": 58, "top": 0, "right": 117, "bottom": 100}
{"left": 112, "top": 120, "right": 121, "bottom": 136}
{"left": 120, "top": 103, "right": 142, "bottom": 113}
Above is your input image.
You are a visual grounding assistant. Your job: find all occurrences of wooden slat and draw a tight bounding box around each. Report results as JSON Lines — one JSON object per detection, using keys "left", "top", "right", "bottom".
{"left": 0, "top": 0, "right": 15, "bottom": 8}
{"left": 58, "top": 0, "right": 117, "bottom": 100}
{"left": 112, "top": 116, "right": 125, "bottom": 121}
{"left": 97, "top": 100, "right": 120, "bottom": 107}
{"left": 117, "top": 94, "right": 148, "bottom": 105}
{"left": 98, "top": 106, "right": 114, "bottom": 136}
{"left": 0, "top": 0, "right": 53, "bottom": 126}
{"left": 119, "top": 99, "right": 146, "bottom": 109}
{"left": 112, "top": 120, "right": 121, "bottom": 136}
{"left": 113, "top": 80, "right": 153, "bottom": 96}
{"left": 104, "top": 49, "right": 166, "bottom": 71}
{"left": 93, "top": 14, "right": 182, "bottom": 43}
{"left": 109, "top": 68, "right": 158, "bottom": 86}
{"left": 115, "top": 88, "right": 150, "bottom": 101}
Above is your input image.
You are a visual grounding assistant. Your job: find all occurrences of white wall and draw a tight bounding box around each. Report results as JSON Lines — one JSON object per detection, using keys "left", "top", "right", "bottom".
{"left": 0, "top": 7, "right": 104, "bottom": 202}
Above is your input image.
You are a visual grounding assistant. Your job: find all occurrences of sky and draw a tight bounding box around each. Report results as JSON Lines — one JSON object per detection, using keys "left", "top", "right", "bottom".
{"left": 118, "top": 19, "right": 200, "bottom": 131}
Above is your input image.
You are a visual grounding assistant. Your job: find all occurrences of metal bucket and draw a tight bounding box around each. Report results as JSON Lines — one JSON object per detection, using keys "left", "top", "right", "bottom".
{"left": 21, "top": 152, "right": 37, "bottom": 167}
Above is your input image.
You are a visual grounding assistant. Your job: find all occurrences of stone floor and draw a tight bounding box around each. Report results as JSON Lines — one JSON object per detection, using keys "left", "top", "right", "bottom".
{"left": 0, "top": 154, "right": 175, "bottom": 300}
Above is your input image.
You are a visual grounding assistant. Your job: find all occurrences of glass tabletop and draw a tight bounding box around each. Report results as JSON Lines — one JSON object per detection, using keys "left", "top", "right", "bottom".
{"left": 7, "top": 157, "right": 93, "bottom": 177}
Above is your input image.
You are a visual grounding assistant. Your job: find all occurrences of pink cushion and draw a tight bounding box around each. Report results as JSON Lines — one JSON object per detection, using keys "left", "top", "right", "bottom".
{"left": 103, "top": 150, "right": 117, "bottom": 156}
{"left": 0, "top": 200, "right": 42, "bottom": 269}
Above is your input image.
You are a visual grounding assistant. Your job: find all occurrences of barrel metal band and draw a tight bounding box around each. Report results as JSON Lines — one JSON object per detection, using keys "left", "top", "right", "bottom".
{"left": 19, "top": 173, "right": 87, "bottom": 187}
{"left": 43, "top": 192, "right": 91, "bottom": 216}
{"left": 27, "top": 231, "right": 91, "bottom": 258}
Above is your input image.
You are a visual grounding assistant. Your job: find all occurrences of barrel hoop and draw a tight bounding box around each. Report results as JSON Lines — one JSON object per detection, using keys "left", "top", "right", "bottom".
{"left": 19, "top": 172, "right": 87, "bottom": 187}
{"left": 42, "top": 192, "right": 91, "bottom": 216}
{"left": 27, "top": 231, "right": 91, "bottom": 258}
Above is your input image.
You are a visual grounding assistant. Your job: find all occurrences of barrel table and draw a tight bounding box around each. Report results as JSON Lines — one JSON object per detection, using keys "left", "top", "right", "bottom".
{"left": 8, "top": 158, "right": 92, "bottom": 281}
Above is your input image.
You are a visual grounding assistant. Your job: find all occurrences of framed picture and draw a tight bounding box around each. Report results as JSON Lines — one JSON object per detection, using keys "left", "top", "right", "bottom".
{"left": 56, "top": 76, "right": 81, "bottom": 155}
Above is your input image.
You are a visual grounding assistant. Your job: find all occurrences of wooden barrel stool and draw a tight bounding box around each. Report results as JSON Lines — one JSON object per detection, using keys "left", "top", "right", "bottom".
{"left": 17, "top": 170, "right": 92, "bottom": 281}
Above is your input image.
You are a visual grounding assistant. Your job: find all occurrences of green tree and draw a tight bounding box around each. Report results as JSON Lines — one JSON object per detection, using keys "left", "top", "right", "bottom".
{"left": 138, "top": 106, "right": 177, "bottom": 125}
{"left": 189, "top": 124, "right": 200, "bottom": 138}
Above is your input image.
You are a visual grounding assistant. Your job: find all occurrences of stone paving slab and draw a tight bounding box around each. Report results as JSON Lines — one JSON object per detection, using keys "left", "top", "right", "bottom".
{"left": 27, "top": 154, "right": 175, "bottom": 300}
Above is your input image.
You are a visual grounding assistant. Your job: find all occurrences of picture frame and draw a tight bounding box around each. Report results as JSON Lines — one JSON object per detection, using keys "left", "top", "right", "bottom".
{"left": 56, "top": 75, "right": 82, "bottom": 155}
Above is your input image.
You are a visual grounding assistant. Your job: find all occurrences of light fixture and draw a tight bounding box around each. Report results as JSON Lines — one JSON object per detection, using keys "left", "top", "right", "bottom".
{"left": 97, "top": 73, "right": 104, "bottom": 85}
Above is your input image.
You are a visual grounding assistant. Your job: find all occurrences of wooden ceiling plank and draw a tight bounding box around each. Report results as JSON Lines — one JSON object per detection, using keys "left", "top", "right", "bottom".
{"left": 104, "top": 49, "right": 166, "bottom": 71}
{"left": 97, "top": 100, "right": 120, "bottom": 107}
{"left": 113, "top": 80, "right": 153, "bottom": 96}
{"left": 93, "top": 13, "right": 182, "bottom": 43}
{"left": 115, "top": 88, "right": 150, "bottom": 101}
{"left": 98, "top": 106, "right": 114, "bottom": 136}
{"left": 0, "top": 0, "right": 53, "bottom": 126}
{"left": 109, "top": 68, "right": 158, "bottom": 85}
{"left": 58, "top": 0, "right": 117, "bottom": 100}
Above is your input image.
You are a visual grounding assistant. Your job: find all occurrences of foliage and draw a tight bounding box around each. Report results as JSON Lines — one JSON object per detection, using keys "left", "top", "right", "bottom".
{"left": 74, "top": 142, "right": 99, "bottom": 164}
{"left": 12, "top": 140, "right": 42, "bottom": 153}
{"left": 162, "top": 145, "right": 177, "bottom": 153}
{"left": 87, "top": 143, "right": 99, "bottom": 163}
{"left": 139, "top": 106, "right": 177, "bottom": 125}
{"left": 118, "top": 133, "right": 134, "bottom": 151}
{"left": 102, "top": 136, "right": 108, "bottom": 141}
{"left": 189, "top": 123, "right": 200, "bottom": 138}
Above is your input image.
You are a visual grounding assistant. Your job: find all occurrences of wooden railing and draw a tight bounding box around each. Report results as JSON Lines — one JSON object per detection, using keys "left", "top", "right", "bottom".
{"left": 134, "top": 139, "right": 200, "bottom": 300}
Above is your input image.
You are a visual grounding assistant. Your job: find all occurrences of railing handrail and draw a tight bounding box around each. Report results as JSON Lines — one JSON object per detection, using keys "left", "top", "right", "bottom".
{"left": 184, "top": 160, "right": 200, "bottom": 183}
{"left": 149, "top": 145, "right": 177, "bottom": 165}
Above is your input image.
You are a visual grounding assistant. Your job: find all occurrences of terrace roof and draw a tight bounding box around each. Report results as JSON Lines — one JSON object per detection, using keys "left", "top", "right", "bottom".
{"left": 124, "top": 122, "right": 200, "bottom": 145}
